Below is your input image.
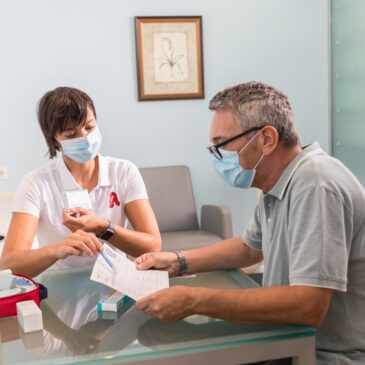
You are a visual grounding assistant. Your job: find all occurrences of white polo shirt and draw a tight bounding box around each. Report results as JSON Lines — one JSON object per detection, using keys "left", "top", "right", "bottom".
{"left": 12, "top": 155, "right": 148, "bottom": 270}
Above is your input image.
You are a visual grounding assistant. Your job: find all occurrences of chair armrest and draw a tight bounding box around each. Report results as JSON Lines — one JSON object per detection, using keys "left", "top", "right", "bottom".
{"left": 200, "top": 205, "right": 233, "bottom": 239}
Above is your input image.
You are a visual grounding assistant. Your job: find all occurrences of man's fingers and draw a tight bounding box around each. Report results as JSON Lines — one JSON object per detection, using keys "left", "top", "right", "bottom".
{"left": 135, "top": 254, "right": 156, "bottom": 270}
{"left": 134, "top": 256, "right": 143, "bottom": 264}
{"left": 135, "top": 299, "right": 148, "bottom": 311}
{"left": 135, "top": 294, "right": 153, "bottom": 311}
{"left": 136, "top": 261, "right": 152, "bottom": 270}
{"left": 135, "top": 252, "right": 176, "bottom": 272}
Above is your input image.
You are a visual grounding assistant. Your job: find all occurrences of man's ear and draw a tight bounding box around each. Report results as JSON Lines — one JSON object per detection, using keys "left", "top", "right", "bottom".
{"left": 260, "top": 126, "right": 278, "bottom": 156}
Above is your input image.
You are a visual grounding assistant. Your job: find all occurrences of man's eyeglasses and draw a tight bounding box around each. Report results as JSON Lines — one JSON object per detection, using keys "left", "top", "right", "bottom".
{"left": 207, "top": 126, "right": 262, "bottom": 160}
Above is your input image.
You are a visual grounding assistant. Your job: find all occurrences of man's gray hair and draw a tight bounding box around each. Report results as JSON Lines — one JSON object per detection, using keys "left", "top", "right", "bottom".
{"left": 209, "top": 81, "right": 299, "bottom": 147}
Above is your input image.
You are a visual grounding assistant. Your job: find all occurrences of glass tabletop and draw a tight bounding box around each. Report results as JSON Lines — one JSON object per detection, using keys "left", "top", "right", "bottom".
{"left": 0, "top": 268, "right": 315, "bottom": 364}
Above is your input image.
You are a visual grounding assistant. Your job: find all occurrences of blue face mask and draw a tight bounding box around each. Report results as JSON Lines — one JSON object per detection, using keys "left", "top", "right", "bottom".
{"left": 59, "top": 126, "right": 102, "bottom": 163}
{"left": 212, "top": 132, "right": 263, "bottom": 189}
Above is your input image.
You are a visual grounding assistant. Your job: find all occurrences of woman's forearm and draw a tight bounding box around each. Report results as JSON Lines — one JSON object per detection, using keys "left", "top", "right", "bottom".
{"left": 108, "top": 226, "right": 161, "bottom": 257}
{"left": 0, "top": 245, "right": 58, "bottom": 277}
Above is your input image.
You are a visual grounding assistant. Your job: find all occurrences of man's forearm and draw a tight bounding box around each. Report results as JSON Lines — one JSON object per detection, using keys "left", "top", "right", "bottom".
{"left": 191, "top": 285, "right": 332, "bottom": 326}
{"left": 184, "top": 237, "right": 263, "bottom": 274}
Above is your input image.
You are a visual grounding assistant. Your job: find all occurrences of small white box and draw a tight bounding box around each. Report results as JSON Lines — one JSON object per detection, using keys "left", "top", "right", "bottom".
{"left": 19, "top": 327, "right": 44, "bottom": 350}
{"left": 0, "top": 270, "right": 14, "bottom": 290}
{"left": 63, "top": 189, "right": 93, "bottom": 210}
{"left": 16, "top": 300, "right": 43, "bottom": 333}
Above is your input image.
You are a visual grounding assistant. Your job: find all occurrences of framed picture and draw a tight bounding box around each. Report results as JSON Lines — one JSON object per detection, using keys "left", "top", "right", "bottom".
{"left": 134, "top": 16, "right": 204, "bottom": 101}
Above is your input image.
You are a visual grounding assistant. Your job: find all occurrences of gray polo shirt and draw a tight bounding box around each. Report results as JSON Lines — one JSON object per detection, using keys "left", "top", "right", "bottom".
{"left": 243, "top": 142, "right": 365, "bottom": 365}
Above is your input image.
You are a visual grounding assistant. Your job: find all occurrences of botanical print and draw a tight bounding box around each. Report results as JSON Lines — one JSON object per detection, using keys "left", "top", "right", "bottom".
{"left": 153, "top": 32, "right": 189, "bottom": 83}
{"left": 135, "top": 16, "right": 203, "bottom": 100}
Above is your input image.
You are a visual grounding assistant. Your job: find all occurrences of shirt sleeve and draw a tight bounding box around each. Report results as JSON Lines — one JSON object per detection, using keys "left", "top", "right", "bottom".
{"left": 243, "top": 201, "right": 263, "bottom": 251}
{"left": 12, "top": 172, "right": 42, "bottom": 218}
{"left": 288, "top": 185, "right": 349, "bottom": 292}
{"left": 123, "top": 162, "right": 148, "bottom": 205}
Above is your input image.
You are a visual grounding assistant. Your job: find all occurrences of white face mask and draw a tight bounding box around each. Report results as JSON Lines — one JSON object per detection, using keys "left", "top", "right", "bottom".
{"left": 59, "top": 126, "right": 102, "bottom": 163}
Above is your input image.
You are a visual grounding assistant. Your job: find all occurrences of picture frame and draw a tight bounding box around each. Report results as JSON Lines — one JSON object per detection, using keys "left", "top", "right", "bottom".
{"left": 134, "top": 16, "right": 204, "bottom": 101}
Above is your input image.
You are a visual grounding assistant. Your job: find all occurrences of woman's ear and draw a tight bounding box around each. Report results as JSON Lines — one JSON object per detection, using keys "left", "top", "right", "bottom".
{"left": 261, "top": 126, "right": 278, "bottom": 156}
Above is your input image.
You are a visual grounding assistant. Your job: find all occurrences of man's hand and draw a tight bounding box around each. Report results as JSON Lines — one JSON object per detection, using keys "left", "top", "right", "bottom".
{"left": 135, "top": 286, "right": 197, "bottom": 323}
{"left": 134, "top": 252, "right": 181, "bottom": 277}
{"left": 62, "top": 207, "right": 108, "bottom": 235}
{"left": 53, "top": 230, "right": 103, "bottom": 259}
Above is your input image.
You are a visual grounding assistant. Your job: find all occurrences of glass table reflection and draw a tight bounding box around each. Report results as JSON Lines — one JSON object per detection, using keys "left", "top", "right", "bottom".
{"left": 0, "top": 268, "right": 316, "bottom": 365}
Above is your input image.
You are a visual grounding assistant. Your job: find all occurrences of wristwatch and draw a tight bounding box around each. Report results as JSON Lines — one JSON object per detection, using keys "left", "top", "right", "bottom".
{"left": 97, "top": 220, "right": 115, "bottom": 241}
{"left": 175, "top": 251, "right": 187, "bottom": 276}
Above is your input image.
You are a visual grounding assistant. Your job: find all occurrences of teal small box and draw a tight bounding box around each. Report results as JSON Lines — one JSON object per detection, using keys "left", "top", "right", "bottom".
{"left": 97, "top": 297, "right": 134, "bottom": 320}
{"left": 97, "top": 290, "right": 128, "bottom": 312}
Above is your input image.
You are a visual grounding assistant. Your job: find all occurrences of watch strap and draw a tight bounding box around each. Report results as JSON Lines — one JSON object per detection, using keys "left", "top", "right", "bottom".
{"left": 97, "top": 221, "right": 115, "bottom": 241}
{"left": 175, "top": 251, "right": 187, "bottom": 276}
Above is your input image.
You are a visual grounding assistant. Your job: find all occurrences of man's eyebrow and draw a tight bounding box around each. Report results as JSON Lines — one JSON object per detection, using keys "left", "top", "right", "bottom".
{"left": 211, "top": 135, "right": 224, "bottom": 144}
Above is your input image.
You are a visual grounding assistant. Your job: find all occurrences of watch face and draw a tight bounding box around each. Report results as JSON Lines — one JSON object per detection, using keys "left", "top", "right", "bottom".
{"left": 101, "top": 230, "right": 111, "bottom": 240}
{"left": 101, "top": 223, "right": 114, "bottom": 241}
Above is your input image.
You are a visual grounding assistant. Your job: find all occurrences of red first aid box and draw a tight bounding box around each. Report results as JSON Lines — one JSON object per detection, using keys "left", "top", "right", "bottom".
{"left": 0, "top": 273, "right": 47, "bottom": 318}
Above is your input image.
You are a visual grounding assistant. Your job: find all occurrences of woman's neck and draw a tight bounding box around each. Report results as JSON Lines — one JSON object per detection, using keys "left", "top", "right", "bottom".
{"left": 62, "top": 155, "right": 99, "bottom": 192}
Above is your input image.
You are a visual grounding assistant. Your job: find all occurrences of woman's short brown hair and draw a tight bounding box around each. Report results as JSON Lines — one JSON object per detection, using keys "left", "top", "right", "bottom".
{"left": 37, "top": 87, "right": 97, "bottom": 158}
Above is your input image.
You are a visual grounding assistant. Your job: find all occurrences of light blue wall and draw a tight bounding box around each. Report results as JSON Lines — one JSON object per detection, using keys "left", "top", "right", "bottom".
{"left": 0, "top": 0, "right": 330, "bottom": 235}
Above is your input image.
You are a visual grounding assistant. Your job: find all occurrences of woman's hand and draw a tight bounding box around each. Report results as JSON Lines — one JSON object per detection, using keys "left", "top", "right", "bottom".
{"left": 53, "top": 229, "right": 103, "bottom": 259}
{"left": 62, "top": 207, "right": 108, "bottom": 235}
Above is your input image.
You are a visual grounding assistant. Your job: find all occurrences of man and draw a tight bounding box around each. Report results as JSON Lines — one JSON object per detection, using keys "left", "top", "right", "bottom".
{"left": 135, "top": 82, "right": 365, "bottom": 365}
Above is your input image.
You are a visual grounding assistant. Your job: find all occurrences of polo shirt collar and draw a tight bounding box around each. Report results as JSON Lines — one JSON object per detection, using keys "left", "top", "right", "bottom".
{"left": 98, "top": 154, "right": 111, "bottom": 187}
{"left": 267, "top": 142, "right": 323, "bottom": 200}
{"left": 56, "top": 154, "right": 111, "bottom": 191}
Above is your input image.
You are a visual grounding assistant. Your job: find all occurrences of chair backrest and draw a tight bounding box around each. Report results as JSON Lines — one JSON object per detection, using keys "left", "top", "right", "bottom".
{"left": 139, "top": 165, "right": 199, "bottom": 233}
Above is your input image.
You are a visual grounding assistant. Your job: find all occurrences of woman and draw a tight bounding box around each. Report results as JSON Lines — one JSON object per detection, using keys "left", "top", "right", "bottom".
{"left": 0, "top": 87, "right": 161, "bottom": 277}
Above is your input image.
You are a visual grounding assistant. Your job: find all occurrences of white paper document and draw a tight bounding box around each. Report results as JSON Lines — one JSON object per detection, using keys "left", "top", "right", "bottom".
{"left": 90, "top": 245, "right": 169, "bottom": 301}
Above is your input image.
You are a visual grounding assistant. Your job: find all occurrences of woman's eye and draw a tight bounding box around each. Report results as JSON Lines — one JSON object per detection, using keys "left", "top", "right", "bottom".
{"left": 64, "top": 133, "right": 75, "bottom": 139}
{"left": 86, "top": 125, "right": 96, "bottom": 131}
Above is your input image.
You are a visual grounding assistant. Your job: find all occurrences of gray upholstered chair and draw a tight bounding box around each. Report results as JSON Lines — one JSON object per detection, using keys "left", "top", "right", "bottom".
{"left": 139, "top": 165, "right": 233, "bottom": 251}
